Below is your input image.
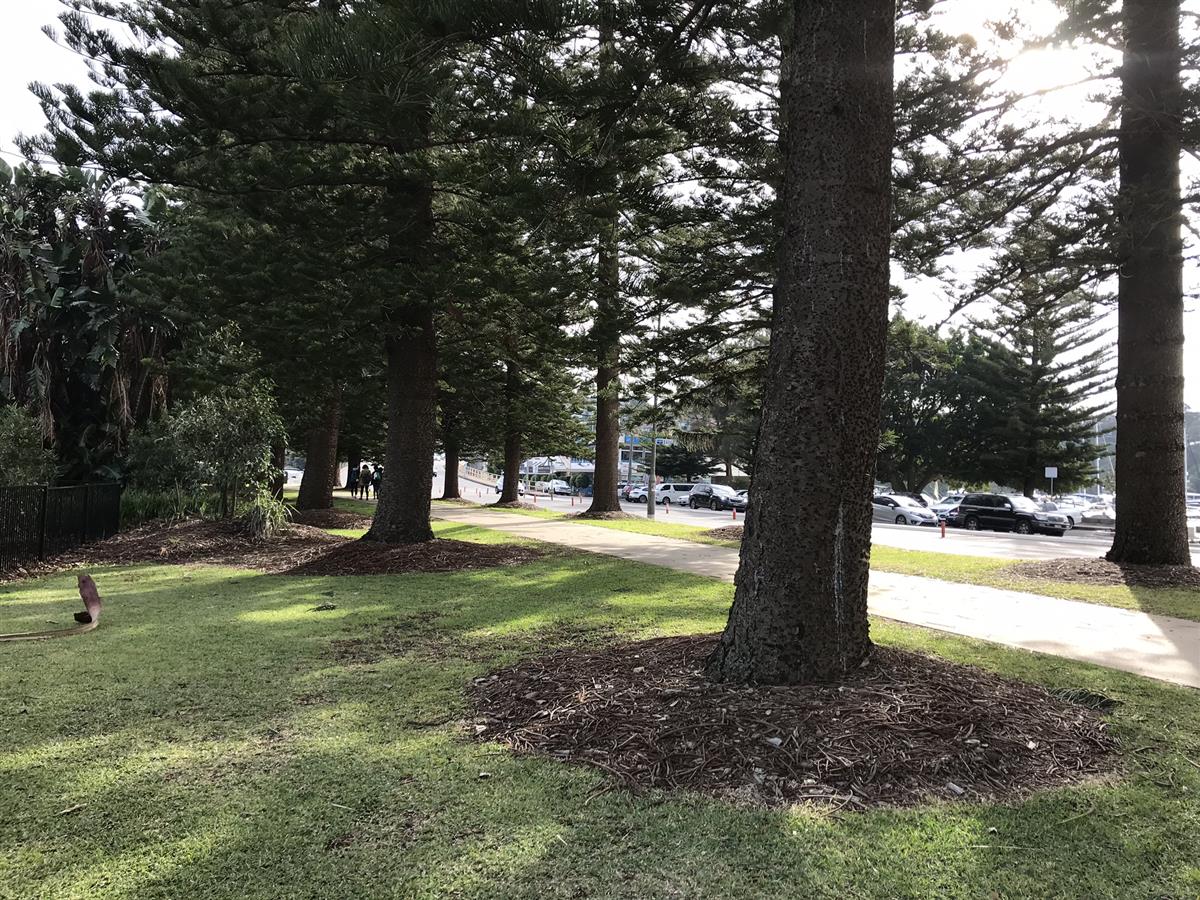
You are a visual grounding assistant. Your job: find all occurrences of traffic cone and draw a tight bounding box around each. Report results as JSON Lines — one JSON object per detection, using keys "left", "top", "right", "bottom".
{"left": 732, "top": 508, "right": 737, "bottom": 521}
{"left": 940, "top": 520, "right": 946, "bottom": 539}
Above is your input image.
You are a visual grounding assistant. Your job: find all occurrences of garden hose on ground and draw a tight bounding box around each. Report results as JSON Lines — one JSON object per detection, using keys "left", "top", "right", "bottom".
{"left": 0, "top": 573, "right": 102, "bottom": 642}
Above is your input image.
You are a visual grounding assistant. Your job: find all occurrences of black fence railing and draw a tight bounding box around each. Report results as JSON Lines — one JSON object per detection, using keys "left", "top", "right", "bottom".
{"left": 0, "top": 483, "right": 123, "bottom": 572}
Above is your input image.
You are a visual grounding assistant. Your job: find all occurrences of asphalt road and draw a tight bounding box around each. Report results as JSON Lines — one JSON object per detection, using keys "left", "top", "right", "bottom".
{"left": 441, "top": 470, "right": 1200, "bottom": 564}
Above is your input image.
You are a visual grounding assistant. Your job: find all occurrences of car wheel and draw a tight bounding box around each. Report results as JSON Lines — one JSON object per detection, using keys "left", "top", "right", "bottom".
{"left": 689, "top": 499, "right": 698, "bottom": 509}
{"left": 964, "top": 516, "right": 980, "bottom": 531}
{"left": 895, "top": 515, "right": 907, "bottom": 525}
{"left": 1066, "top": 516, "right": 1075, "bottom": 528}
{"left": 1014, "top": 520, "right": 1032, "bottom": 535}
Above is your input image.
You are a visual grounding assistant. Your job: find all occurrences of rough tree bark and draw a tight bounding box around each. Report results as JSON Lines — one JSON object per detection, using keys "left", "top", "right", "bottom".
{"left": 499, "top": 361, "right": 523, "bottom": 504}
{"left": 365, "top": 303, "right": 437, "bottom": 543}
{"left": 295, "top": 388, "right": 342, "bottom": 510}
{"left": 1107, "top": 0, "right": 1191, "bottom": 565}
{"left": 585, "top": 221, "right": 623, "bottom": 514}
{"left": 584, "top": 6, "right": 623, "bottom": 516}
{"left": 705, "top": 0, "right": 895, "bottom": 684}
{"left": 441, "top": 423, "right": 461, "bottom": 500}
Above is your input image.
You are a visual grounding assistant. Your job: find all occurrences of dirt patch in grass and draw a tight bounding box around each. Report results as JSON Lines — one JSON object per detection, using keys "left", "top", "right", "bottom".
{"left": 569, "top": 511, "right": 637, "bottom": 521}
{"left": 489, "top": 501, "right": 543, "bottom": 511}
{"left": 284, "top": 538, "right": 543, "bottom": 576}
{"left": 706, "top": 525, "right": 744, "bottom": 541}
{"left": 1007, "top": 558, "right": 1200, "bottom": 590}
{"left": 470, "top": 634, "right": 1117, "bottom": 809}
{"left": 289, "top": 508, "right": 373, "bottom": 530}
{"left": 10, "top": 519, "right": 345, "bottom": 578}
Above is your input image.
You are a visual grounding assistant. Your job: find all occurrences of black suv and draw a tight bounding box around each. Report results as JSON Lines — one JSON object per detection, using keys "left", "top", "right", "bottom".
{"left": 950, "top": 493, "right": 1068, "bottom": 536}
{"left": 687, "top": 483, "right": 747, "bottom": 511}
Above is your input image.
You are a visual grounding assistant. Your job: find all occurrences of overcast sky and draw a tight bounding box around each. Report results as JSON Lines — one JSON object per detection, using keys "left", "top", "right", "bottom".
{"left": 2, "top": 0, "right": 1198, "bottom": 408}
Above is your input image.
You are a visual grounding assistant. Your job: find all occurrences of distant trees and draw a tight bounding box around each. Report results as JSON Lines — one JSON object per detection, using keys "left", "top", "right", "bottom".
{"left": 654, "top": 444, "right": 718, "bottom": 483}
{"left": 879, "top": 305, "right": 1110, "bottom": 496}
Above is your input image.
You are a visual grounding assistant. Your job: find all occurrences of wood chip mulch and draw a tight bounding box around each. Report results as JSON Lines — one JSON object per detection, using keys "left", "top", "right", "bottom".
{"left": 1006, "top": 557, "right": 1200, "bottom": 590}
{"left": 2, "top": 519, "right": 345, "bottom": 580}
{"left": 288, "top": 508, "right": 373, "bottom": 530}
{"left": 282, "top": 538, "right": 544, "bottom": 576}
{"left": 569, "top": 511, "right": 636, "bottom": 521}
{"left": 470, "top": 634, "right": 1118, "bottom": 808}
{"left": 706, "top": 525, "right": 744, "bottom": 541}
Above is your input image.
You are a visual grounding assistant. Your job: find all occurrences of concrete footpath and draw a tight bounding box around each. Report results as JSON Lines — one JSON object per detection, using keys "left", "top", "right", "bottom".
{"left": 431, "top": 505, "right": 1200, "bottom": 690}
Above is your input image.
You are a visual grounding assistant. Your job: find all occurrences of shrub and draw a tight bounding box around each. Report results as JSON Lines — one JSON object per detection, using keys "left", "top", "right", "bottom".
{"left": 241, "top": 491, "right": 291, "bottom": 540}
{"left": 0, "top": 405, "right": 55, "bottom": 486}
{"left": 120, "top": 487, "right": 220, "bottom": 529}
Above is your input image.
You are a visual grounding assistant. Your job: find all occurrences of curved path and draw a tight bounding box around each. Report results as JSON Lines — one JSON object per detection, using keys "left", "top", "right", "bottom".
{"left": 430, "top": 504, "right": 1200, "bottom": 690}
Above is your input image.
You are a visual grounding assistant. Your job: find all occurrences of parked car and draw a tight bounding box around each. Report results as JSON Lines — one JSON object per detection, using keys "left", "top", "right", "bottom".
{"left": 628, "top": 483, "right": 693, "bottom": 505}
{"left": 493, "top": 477, "right": 525, "bottom": 496}
{"left": 687, "top": 483, "right": 746, "bottom": 511}
{"left": 930, "top": 493, "right": 965, "bottom": 520}
{"left": 891, "top": 491, "right": 937, "bottom": 508}
{"left": 950, "top": 493, "right": 1068, "bottom": 535}
{"left": 872, "top": 494, "right": 938, "bottom": 526}
{"left": 545, "top": 478, "right": 572, "bottom": 495}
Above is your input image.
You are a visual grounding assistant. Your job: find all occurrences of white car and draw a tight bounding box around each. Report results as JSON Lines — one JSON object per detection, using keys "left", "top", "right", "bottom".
{"left": 628, "top": 483, "right": 694, "bottom": 505}
{"left": 494, "top": 477, "right": 525, "bottom": 496}
{"left": 930, "top": 493, "right": 965, "bottom": 520}
{"left": 872, "top": 494, "right": 938, "bottom": 526}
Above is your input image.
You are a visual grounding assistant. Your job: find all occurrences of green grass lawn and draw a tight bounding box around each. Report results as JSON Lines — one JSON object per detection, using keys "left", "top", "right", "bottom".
{"left": 444, "top": 501, "right": 1200, "bottom": 623}
{"left": 2, "top": 521, "right": 1199, "bottom": 899}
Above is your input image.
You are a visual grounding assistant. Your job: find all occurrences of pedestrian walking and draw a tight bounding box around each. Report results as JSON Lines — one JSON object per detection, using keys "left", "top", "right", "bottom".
{"left": 347, "top": 465, "right": 359, "bottom": 496}
{"left": 358, "top": 464, "right": 373, "bottom": 499}
{"left": 372, "top": 465, "right": 384, "bottom": 500}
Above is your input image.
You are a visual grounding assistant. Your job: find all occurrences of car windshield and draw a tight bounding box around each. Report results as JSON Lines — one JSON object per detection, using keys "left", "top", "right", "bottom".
{"left": 1009, "top": 496, "right": 1038, "bottom": 512}
{"left": 712, "top": 485, "right": 737, "bottom": 496}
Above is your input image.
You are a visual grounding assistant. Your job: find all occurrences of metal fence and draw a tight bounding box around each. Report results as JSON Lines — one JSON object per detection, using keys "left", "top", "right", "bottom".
{"left": 0, "top": 483, "right": 122, "bottom": 572}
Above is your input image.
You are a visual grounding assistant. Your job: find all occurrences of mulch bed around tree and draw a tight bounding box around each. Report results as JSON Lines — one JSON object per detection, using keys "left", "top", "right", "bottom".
{"left": 489, "top": 501, "right": 543, "bottom": 511}
{"left": 6, "top": 519, "right": 346, "bottom": 579}
{"left": 706, "top": 525, "right": 744, "bottom": 541}
{"left": 1006, "top": 557, "right": 1200, "bottom": 590}
{"left": 569, "top": 511, "right": 636, "bottom": 521}
{"left": 469, "top": 634, "right": 1118, "bottom": 808}
{"left": 283, "top": 538, "right": 544, "bottom": 576}
{"left": 288, "top": 508, "right": 374, "bottom": 530}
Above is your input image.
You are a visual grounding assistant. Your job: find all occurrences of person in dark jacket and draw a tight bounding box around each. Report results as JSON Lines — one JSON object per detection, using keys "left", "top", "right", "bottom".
{"left": 372, "top": 465, "right": 384, "bottom": 499}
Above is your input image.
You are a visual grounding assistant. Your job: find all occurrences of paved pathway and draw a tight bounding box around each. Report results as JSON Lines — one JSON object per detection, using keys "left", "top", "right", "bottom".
{"left": 431, "top": 505, "right": 1200, "bottom": 690}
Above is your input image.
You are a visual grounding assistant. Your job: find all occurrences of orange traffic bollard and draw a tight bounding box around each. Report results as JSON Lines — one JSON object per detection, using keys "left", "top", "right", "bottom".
{"left": 732, "top": 508, "right": 737, "bottom": 521}
{"left": 940, "top": 520, "right": 946, "bottom": 538}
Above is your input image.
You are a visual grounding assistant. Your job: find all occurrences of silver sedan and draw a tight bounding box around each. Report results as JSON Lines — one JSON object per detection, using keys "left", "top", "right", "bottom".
{"left": 872, "top": 494, "right": 939, "bottom": 526}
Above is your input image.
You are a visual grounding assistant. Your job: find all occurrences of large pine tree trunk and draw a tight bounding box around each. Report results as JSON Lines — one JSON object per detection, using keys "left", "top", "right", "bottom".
{"left": 585, "top": 8, "right": 623, "bottom": 517}
{"left": 1107, "top": 0, "right": 1191, "bottom": 565}
{"left": 706, "top": 0, "right": 895, "bottom": 685}
{"left": 585, "top": 225, "right": 623, "bottom": 514}
{"left": 441, "top": 414, "right": 461, "bottom": 501}
{"left": 365, "top": 304, "right": 436, "bottom": 543}
{"left": 296, "top": 388, "right": 342, "bottom": 510}
{"left": 499, "top": 361, "right": 523, "bottom": 504}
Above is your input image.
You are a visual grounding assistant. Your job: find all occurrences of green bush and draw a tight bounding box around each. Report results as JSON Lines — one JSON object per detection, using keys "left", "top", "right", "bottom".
{"left": 241, "top": 491, "right": 291, "bottom": 540}
{"left": 121, "top": 487, "right": 219, "bottom": 529}
{"left": 0, "top": 405, "right": 55, "bottom": 486}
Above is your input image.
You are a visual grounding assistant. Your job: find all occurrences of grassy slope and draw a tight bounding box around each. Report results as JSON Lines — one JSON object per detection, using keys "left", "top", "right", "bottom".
{"left": 2, "top": 522, "right": 1199, "bottom": 899}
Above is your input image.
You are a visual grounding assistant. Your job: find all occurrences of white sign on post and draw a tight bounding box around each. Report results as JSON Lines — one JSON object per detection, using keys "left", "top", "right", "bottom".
{"left": 1044, "top": 467, "right": 1058, "bottom": 479}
